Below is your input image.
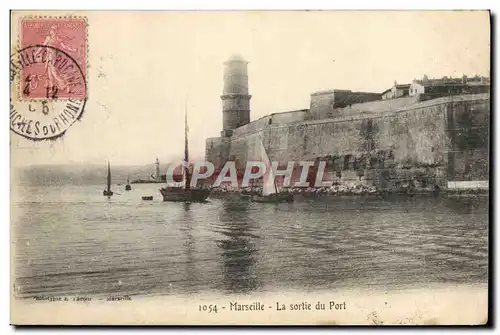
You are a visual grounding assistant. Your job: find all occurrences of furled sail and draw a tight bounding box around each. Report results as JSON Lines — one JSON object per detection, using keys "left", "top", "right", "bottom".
{"left": 184, "top": 99, "right": 190, "bottom": 189}
{"left": 107, "top": 161, "right": 111, "bottom": 192}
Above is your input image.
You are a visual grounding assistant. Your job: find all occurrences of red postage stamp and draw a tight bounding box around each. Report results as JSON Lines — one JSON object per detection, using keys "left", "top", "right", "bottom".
{"left": 19, "top": 18, "right": 87, "bottom": 100}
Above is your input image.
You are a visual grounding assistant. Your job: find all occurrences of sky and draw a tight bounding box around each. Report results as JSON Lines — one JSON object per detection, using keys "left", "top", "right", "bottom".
{"left": 10, "top": 10, "right": 490, "bottom": 166}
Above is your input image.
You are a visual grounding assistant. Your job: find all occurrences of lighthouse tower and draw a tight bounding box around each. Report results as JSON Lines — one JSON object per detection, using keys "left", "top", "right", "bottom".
{"left": 220, "top": 54, "right": 251, "bottom": 137}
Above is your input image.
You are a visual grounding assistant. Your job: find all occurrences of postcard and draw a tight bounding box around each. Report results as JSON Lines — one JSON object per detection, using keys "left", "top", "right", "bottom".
{"left": 10, "top": 10, "right": 490, "bottom": 325}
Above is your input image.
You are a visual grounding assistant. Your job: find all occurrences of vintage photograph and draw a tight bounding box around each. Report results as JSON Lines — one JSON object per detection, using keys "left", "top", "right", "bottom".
{"left": 10, "top": 10, "right": 490, "bottom": 325}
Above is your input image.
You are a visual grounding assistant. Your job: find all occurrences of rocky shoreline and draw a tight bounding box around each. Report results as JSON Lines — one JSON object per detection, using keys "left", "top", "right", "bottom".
{"left": 208, "top": 184, "right": 488, "bottom": 198}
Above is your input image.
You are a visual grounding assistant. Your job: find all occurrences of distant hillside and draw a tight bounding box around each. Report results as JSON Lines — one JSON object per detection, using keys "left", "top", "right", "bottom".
{"left": 12, "top": 163, "right": 172, "bottom": 187}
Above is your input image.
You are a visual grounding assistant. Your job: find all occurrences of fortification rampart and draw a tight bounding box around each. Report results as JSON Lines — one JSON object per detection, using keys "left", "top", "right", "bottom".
{"left": 205, "top": 93, "right": 489, "bottom": 189}
{"left": 231, "top": 109, "right": 309, "bottom": 137}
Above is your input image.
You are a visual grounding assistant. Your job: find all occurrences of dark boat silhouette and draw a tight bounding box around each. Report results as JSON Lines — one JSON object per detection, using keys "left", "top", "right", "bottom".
{"left": 125, "top": 178, "right": 132, "bottom": 191}
{"left": 103, "top": 161, "right": 114, "bottom": 197}
{"left": 160, "top": 102, "right": 211, "bottom": 203}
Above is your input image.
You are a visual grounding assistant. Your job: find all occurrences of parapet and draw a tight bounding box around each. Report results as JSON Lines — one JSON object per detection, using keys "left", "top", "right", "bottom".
{"left": 231, "top": 109, "right": 309, "bottom": 137}
{"left": 309, "top": 89, "right": 382, "bottom": 119}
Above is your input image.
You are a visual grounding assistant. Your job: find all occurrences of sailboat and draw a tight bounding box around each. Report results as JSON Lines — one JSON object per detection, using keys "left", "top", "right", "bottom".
{"left": 159, "top": 102, "right": 211, "bottom": 203}
{"left": 103, "top": 161, "right": 114, "bottom": 197}
{"left": 251, "top": 138, "right": 294, "bottom": 203}
{"left": 125, "top": 178, "right": 132, "bottom": 191}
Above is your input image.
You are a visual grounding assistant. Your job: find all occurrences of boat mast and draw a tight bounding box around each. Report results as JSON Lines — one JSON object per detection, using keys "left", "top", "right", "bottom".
{"left": 184, "top": 99, "right": 191, "bottom": 190}
{"left": 107, "top": 161, "right": 111, "bottom": 192}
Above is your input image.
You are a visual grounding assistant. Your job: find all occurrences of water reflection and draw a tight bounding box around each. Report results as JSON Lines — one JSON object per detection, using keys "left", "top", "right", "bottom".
{"left": 180, "top": 203, "right": 196, "bottom": 293}
{"left": 443, "top": 196, "right": 489, "bottom": 215}
{"left": 217, "top": 200, "right": 260, "bottom": 293}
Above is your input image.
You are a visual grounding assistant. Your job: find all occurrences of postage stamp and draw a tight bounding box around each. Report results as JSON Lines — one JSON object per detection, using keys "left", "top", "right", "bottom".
{"left": 10, "top": 17, "right": 87, "bottom": 141}
{"left": 19, "top": 18, "right": 87, "bottom": 100}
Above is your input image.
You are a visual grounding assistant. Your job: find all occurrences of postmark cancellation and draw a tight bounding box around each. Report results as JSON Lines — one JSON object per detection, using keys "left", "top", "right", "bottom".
{"left": 10, "top": 16, "right": 88, "bottom": 140}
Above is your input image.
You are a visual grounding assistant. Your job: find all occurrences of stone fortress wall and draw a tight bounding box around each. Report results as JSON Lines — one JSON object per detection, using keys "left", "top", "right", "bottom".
{"left": 205, "top": 56, "right": 490, "bottom": 190}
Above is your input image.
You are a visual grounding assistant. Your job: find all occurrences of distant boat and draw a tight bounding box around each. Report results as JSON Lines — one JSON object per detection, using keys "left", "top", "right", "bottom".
{"left": 142, "top": 196, "right": 153, "bottom": 201}
{"left": 125, "top": 178, "right": 132, "bottom": 191}
{"left": 251, "top": 138, "right": 293, "bottom": 203}
{"left": 103, "top": 161, "right": 114, "bottom": 197}
{"left": 160, "top": 101, "right": 211, "bottom": 203}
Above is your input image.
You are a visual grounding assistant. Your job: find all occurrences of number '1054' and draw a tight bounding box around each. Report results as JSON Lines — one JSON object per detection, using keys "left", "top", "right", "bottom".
{"left": 198, "top": 304, "right": 218, "bottom": 313}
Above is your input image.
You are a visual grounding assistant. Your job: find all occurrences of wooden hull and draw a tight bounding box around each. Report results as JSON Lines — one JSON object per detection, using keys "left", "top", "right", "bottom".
{"left": 142, "top": 196, "right": 153, "bottom": 200}
{"left": 160, "top": 187, "right": 211, "bottom": 203}
{"left": 252, "top": 193, "right": 294, "bottom": 203}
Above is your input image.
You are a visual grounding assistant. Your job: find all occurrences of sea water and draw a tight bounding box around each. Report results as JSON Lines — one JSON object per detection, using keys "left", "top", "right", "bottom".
{"left": 11, "top": 183, "right": 488, "bottom": 299}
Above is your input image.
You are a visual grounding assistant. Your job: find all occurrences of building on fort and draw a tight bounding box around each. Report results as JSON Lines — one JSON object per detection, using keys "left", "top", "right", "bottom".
{"left": 409, "top": 75, "right": 490, "bottom": 98}
{"left": 381, "top": 82, "right": 410, "bottom": 100}
{"left": 205, "top": 55, "right": 490, "bottom": 190}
